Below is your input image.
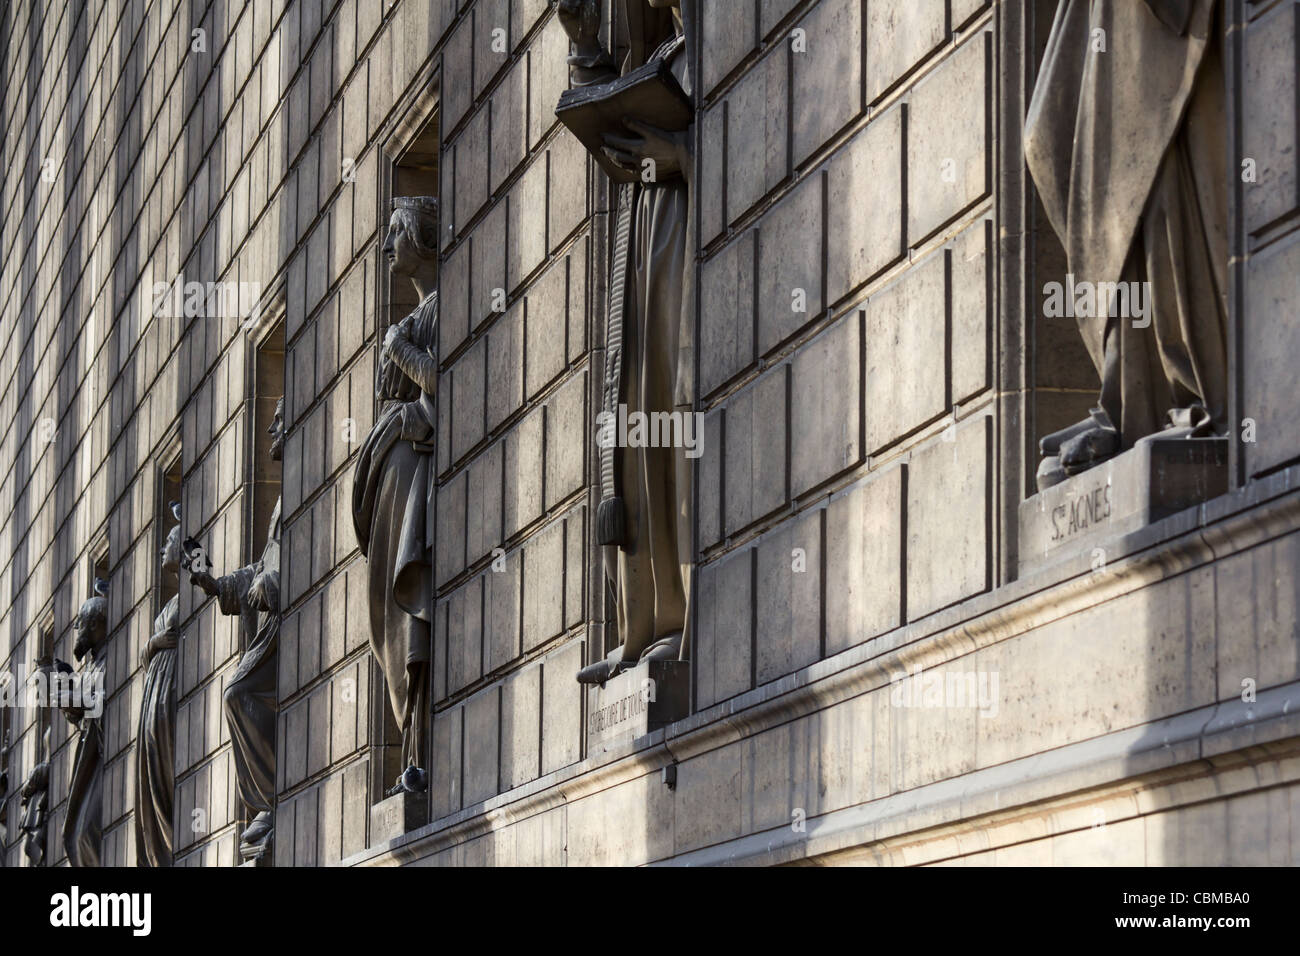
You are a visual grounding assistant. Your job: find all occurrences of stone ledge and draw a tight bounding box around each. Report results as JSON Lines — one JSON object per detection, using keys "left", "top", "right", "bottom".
{"left": 341, "top": 464, "right": 1300, "bottom": 867}
{"left": 655, "top": 680, "right": 1300, "bottom": 866}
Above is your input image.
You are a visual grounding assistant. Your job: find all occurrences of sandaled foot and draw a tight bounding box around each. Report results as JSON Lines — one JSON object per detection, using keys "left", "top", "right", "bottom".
{"left": 577, "top": 644, "right": 629, "bottom": 685}
{"left": 239, "top": 811, "right": 274, "bottom": 860}
{"left": 637, "top": 631, "right": 683, "bottom": 664}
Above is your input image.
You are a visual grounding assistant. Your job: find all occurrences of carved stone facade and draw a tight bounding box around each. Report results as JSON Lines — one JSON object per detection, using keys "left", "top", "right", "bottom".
{"left": 2, "top": 0, "right": 1299, "bottom": 868}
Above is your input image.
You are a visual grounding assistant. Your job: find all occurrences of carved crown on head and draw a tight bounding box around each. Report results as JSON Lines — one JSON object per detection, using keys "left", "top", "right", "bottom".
{"left": 393, "top": 196, "right": 438, "bottom": 215}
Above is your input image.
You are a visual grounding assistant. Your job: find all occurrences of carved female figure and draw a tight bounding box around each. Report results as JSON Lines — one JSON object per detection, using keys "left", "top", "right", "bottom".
{"left": 135, "top": 504, "right": 181, "bottom": 867}
{"left": 351, "top": 197, "right": 439, "bottom": 792}
{"left": 1025, "top": 0, "right": 1227, "bottom": 486}
{"left": 61, "top": 582, "right": 109, "bottom": 867}
{"left": 188, "top": 399, "right": 284, "bottom": 861}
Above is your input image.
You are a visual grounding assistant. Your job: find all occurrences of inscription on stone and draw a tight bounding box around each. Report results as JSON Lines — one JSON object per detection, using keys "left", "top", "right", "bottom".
{"left": 585, "top": 660, "right": 690, "bottom": 752}
{"left": 1049, "top": 481, "right": 1113, "bottom": 543}
{"left": 1019, "top": 438, "right": 1228, "bottom": 575}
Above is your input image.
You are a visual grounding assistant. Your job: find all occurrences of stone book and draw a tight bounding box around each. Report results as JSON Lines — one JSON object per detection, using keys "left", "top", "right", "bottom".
{"left": 556, "top": 57, "right": 693, "bottom": 183}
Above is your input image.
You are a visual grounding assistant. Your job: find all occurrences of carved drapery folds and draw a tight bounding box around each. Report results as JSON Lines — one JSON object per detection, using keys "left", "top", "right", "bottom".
{"left": 188, "top": 399, "right": 284, "bottom": 862}
{"left": 556, "top": 0, "right": 698, "bottom": 684}
{"left": 1024, "top": 0, "right": 1228, "bottom": 489}
{"left": 352, "top": 196, "right": 439, "bottom": 795}
{"left": 135, "top": 505, "right": 182, "bottom": 867}
{"left": 61, "top": 582, "right": 109, "bottom": 867}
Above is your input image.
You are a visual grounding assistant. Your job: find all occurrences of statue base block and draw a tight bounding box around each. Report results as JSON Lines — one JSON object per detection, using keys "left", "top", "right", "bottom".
{"left": 370, "top": 790, "right": 428, "bottom": 844}
{"left": 586, "top": 659, "right": 690, "bottom": 753}
{"left": 1018, "top": 437, "right": 1228, "bottom": 576}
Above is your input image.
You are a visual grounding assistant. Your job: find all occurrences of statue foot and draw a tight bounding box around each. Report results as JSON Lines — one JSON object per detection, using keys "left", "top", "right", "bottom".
{"left": 637, "top": 631, "right": 683, "bottom": 663}
{"left": 1036, "top": 454, "right": 1068, "bottom": 492}
{"left": 1036, "top": 407, "right": 1119, "bottom": 490}
{"left": 386, "top": 765, "right": 428, "bottom": 797}
{"left": 239, "top": 811, "right": 274, "bottom": 860}
{"left": 576, "top": 644, "right": 630, "bottom": 686}
{"left": 1137, "top": 403, "right": 1216, "bottom": 443}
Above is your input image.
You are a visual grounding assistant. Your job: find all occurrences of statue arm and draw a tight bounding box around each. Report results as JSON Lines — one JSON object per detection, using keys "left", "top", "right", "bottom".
{"left": 558, "top": 0, "right": 617, "bottom": 86}
{"left": 384, "top": 322, "right": 439, "bottom": 395}
{"left": 214, "top": 565, "right": 258, "bottom": 616}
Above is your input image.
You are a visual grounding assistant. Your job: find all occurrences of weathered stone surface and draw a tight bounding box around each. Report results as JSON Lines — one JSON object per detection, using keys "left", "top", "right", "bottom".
{"left": 452, "top": 336, "right": 487, "bottom": 461}
{"left": 462, "top": 687, "right": 500, "bottom": 806}
{"left": 500, "top": 663, "right": 540, "bottom": 790}
{"left": 1018, "top": 438, "right": 1230, "bottom": 575}
{"left": 827, "top": 106, "right": 904, "bottom": 305}
{"left": 702, "top": 0, "right": 758, "bottom": 96}
{"left": 696, "top": 546, "right": 754, "bottom": 711}
{"left": 700, "top": 230, "right": 756, "bottom": 397}
{"left": 471, "top": 200, "right": 508, "bottom": 335}
{"left": 369, "top": 790, "right": 428, "bottom": 844}
{"left": 951, "top": 0, "right": 988, "bottom": 28}
{"left": 485, "top": 548, "right": 522, "bottom": 673}
{"left": 699, "top": 408, "right": 724, "bottom": 550}
{"left": 727, "top": 48, "right": 789, "bottom": 224}
{"left": 1244, "top": 232, "right": 1300, "bottom": 477}
{"left": 866, "top": 0, "right": 946, "bottom": 104}
{"left": 755, "top": 508, "right": 821, "bottom": 685}
{"left": 487, "top": 301, "right": 525, "bottom": 432}
{"left": 790, "top": 0, "right": 863, "bottom": 164}
{"left": 541, "top": 638, "right": 583, "bottom": 773}
{"left": 1243, "top": 2, "right": 1298, "bottom": 235}
{"left": 549, "top": 130, "right": 588, "bottom": 250}
{"left": 545, "top": 371, "right": 586, "bottom": 508}
{"left": 504, "top": 405, "right": 544, "bottom": 537}
{"left": 863, "top": 251, "right": 946, "bottom": 453}
{"left": 907, "top": 417, "right": 990, "bottom": 620}
{"left": 825, "top": 465, "right": 904, "bottom": 655}
{"left": 724, "top": 365, "right": 788, "bottom": 535}
{"left": 791, "top": 311, "right": 861, "bottom": 496}
{"left": 758, "top": 173, "right": 823, "bottom": 354}
{"left": 455, "top": 107, "right": 491, "bottom": 229}
{"left": 509, "top": 154, "right": 548, "bottom": 289}
{"left": 522, "top": 518, "right": 564, "bottom": 651}
{"left": 907, "top": 32, "right": 989, "bottom": 241}
{"left": 466, "top": 439, "right": 504, "bottom": 565}
{"left": 526, "top": 257, "right": 568, "bottom": 399}
{"left": 429, "top": 707, "right": 462, "bottom": 820}
{"left": 447, "top": 576, "right": 484, "bottom": 695}
{"left": 951, "top": 219, "right": 991, "bottom": 403}
{"left": 585, "top": 659, "right": 690, "bottom": 753}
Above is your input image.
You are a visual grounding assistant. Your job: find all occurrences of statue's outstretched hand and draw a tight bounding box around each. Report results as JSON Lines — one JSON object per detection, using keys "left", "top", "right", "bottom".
{"left": 555, "top": 0, "right": 601, "bottom": 46}
{"left": 189, "top": 568, "right": 219, "bottom": 597}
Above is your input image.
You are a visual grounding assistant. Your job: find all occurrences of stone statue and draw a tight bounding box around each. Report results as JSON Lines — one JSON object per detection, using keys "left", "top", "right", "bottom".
{"left": 59, "top": 580, "right": 109, "bottom": 867}
{"left": 1024, "top": 0, "right": 1227, "bottom": 489}
{"left": 135, "top": 502, "right": 181, "bottom": 867}
{"left": 188, "top": 400, "right": 284, "bottom": 862}
{"left": 0, "top": 763, "right": 7, "bottom": 866}
{"left": 351, "top": 196, "right": 439, "bottom": 794}
{"left": 557, "top": 0, "right": 697, "bottom": 684}
{"left": 19, "top": 725, "right": 51, "bottom": 866}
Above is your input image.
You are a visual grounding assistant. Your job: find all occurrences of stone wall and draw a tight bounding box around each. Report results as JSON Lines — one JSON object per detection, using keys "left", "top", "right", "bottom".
{"left": 2, "top": 0, "right": 1299, "bottom": 869}
{"left": 694, "top": 0, "right": 994, "bottom": 709}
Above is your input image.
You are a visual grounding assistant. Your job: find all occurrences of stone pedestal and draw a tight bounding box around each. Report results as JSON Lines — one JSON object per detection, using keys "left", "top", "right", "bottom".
{"left": 370, "top": 790, "right": 428, "bottom": 844}
{"left": 586, "top": 659, "right": 690, "bottom": 753}
{"left": 1018, "top": 437, "right": 1228, "bottom": 575}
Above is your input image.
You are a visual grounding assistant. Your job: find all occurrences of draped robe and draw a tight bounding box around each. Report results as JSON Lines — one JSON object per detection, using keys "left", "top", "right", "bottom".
{"left": 1024, "top": 0, "right": 1228, "bottom": 444}
{"left": 352, "top": 292, "right": 438, "bottom": 771}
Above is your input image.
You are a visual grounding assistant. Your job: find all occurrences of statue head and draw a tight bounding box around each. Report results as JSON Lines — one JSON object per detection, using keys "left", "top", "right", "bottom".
{"left": 72, "top": 590, "right": 108, "bottom": 662}
{"left": 269, "top": 397, "right": 285, "bottom": 462}
{"left": 383, "top": 197, "right": 439, "bottom": 280}
{"left": 160, "top": 502, "right": 182, "bottom": 577}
